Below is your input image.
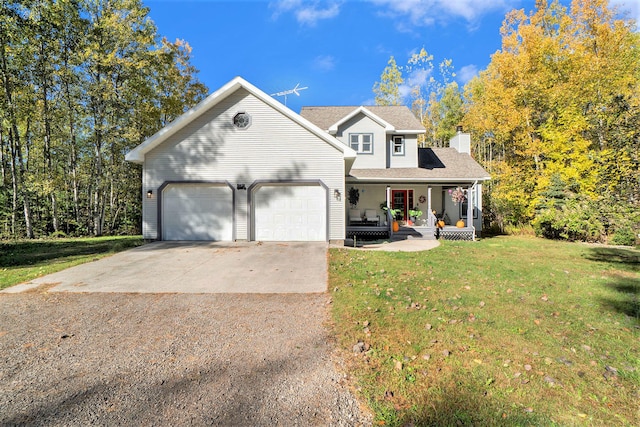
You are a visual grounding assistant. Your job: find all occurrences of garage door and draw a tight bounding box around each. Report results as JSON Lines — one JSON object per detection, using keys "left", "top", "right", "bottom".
{"left": 162, "top": 183, "right": 233, "bottom": 241}
{"left": 253, "top": 184, "right": 326, "bottom": 241}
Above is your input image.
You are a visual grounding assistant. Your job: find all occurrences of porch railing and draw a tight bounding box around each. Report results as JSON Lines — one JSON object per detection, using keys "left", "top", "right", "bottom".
{"left": 427, "top": 210, "right": 437, "bottom": 228}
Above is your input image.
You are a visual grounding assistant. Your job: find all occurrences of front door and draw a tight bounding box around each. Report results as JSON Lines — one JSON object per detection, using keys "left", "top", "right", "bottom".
{"left": 391, "top": 190, "right": 413, "bottom": 221}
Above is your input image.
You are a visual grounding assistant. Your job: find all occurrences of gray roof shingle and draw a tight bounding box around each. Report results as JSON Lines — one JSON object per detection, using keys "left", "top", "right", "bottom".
{"left": 348, "top": 148, "right": 490, "bottom": 182}
{"left": 300, "top": 105, "right": 424, "bottom": 131}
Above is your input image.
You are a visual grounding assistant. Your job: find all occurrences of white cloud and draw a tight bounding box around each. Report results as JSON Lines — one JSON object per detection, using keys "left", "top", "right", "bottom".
{"left": 609, "top": 0, "right": 640, "bottom": 27}
{"left": 406, "top": 68, "right": 431, "bottom": 87}
{"left": 270, "top": 0, "right": 341, "bottom": 26}
{"left": 312, "top": 55, "right": 337, "bottom": 71}
{"left": 458, "top": 64, "right": 479, "bottom": 84}
{"left": 398, "top": 83, "right": 413, "bottom": 99}
{"left": 369, "top": 0, "right": 509, "bottom": 25}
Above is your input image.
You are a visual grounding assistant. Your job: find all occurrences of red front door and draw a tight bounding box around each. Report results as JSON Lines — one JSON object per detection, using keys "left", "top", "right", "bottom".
{"left": 391, "top": 190, "right": 413, "bottom": 220}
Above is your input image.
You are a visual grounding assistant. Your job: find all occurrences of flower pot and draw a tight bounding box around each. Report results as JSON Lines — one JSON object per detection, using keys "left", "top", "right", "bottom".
{"left": 456, "top": 220, "right": 465, "bottom": 228}
{"left": 392, "top": 221, "right": 399, "bottom": 232}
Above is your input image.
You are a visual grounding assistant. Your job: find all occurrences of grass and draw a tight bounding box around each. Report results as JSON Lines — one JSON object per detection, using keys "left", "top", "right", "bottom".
{"left": 0, "top": 236, "right": 145, "bottom": 290}
{"left": 329, "top": 236, "right": 639, "bottom": 426}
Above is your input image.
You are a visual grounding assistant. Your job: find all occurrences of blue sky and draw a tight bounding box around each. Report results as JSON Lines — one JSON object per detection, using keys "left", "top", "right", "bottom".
{"left": 145, "top": 0, "right": 639, "bottom": 113}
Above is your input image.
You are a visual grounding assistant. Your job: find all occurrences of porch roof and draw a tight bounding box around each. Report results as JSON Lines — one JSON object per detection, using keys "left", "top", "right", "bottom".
{"left": 347, "top": 148, "right": 491, "bottom": 182}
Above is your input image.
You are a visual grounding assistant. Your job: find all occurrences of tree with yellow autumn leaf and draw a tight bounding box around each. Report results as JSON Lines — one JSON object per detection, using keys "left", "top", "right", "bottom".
{"left": 464, "top": 0, "right": 639, "bottom": 243}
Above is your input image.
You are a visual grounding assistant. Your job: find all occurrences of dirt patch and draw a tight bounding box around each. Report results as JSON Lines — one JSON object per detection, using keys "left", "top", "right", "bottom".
{"left": 0, "top": 291, "right": 371, "bottom": 426}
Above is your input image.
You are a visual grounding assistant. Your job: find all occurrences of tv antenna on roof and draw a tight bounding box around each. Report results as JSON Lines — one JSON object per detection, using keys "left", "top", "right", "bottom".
{"left": 270, "top": 83, "right": 308, "bottom": 106}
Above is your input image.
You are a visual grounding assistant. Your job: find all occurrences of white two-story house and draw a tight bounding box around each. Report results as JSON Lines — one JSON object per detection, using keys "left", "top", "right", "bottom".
{"left": 126, "top": 77, "right": 489, "bottom": 242}
{"left": 301, "top": 105, "right": 490, "bottom": 240}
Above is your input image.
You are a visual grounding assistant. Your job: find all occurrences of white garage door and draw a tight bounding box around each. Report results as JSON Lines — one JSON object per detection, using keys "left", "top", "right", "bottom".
{"left": 253, "top": 184, "right": 326, "bottom": 241}
{"left": 162, "top": 183, "right": 233, "bottom": 241}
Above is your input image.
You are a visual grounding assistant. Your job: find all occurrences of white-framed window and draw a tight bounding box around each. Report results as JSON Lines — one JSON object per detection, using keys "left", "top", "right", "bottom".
{"left": 392, "top": 136, "right": 404, "bottom": 156}
{"left": 349, "top": 133, "right": 373, "bottom": 154}
{"left": 233, "top": 112, "right": 251, "bottom": 129}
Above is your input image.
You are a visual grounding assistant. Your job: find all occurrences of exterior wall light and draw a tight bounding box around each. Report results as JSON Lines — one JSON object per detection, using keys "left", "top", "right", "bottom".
{"left": 146, "top": 190, "right": 153, "bottom": 199}
{"left": 237, "top": 183, "right": 246, "bottom": 190}
{"left": 334, "top": 189, "right": 341, "bottom": 200}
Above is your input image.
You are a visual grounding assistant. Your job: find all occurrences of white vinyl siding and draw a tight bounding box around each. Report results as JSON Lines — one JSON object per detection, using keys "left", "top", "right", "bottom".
{"left": 335, "top": 114, "right": 386, "bottom": 169}
{"left": 388, "top": 134, "right": 419, "bottom": 168}
{"left": 142, "top": 89, "right": 345, "bottom": 241}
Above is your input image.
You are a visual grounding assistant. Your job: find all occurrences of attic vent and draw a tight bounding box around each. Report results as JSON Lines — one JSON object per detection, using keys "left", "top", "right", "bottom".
{"left": 233, "top": 112, "right": 251, "bottom": 129}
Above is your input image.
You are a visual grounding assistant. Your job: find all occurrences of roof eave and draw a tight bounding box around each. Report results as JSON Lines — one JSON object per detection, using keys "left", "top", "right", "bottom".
{"left": 126, "top": 76, "right": 352, "bottom": 162}
{"left": 391, "top": 129, "right": 427, "bottom": 134}
{"left": 328, "top": 106, "right": 395, "bottom": 133}
{"left": 346, "top": 176, "right": 491, "bottom": 183}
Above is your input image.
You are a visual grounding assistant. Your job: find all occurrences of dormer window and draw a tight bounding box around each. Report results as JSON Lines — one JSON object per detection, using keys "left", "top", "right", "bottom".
{"left": 350, "top": 133, "right": 373, "bottom": 154}
{"left": 392, "top": 136, "right": 405, "bottom": 156}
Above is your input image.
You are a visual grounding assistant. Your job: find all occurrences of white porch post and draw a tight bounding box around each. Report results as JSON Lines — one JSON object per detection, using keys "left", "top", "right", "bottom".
{"left": 386, "top": 186, "right": 392, "bottom": 237}
{"left": 427, "top": 186, "right": 433, "bottom": 227}
{"left": 467, "top": 184, "right": 474, "bottom": 234}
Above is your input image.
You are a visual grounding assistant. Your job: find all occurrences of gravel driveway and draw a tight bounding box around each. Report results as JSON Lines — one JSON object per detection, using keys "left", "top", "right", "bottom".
{"left": 0, "top": 289, "right": 371, "bottom": 425}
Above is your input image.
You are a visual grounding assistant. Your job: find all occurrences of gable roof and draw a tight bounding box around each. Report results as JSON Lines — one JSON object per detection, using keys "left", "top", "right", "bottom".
{"left": 125, "top": 76, "right": 357, "bottom": 169}
{"left": 347, "top": 148, "right": 491, "bottom": 182}
{"left": 300, "top": 105, "right": 425, "bottom": 134}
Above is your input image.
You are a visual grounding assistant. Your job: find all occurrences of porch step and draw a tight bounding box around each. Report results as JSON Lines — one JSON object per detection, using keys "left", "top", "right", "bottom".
{"left": 391, "top": 226, "right": 436, "bottom": 241}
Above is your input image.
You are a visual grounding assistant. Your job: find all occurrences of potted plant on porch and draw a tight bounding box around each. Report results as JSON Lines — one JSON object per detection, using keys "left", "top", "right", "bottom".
{"left": 381, "top": 203, "right": 401, "bottom": 232}
{"left": 348, "top": 187, "right": 360, "bottom": 208}
{"left": 408, "top": 207, "right": 423, "bottom": 226}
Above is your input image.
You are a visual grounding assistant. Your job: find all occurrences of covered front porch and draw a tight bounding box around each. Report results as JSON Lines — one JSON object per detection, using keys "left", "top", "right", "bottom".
{"left": 345, "top": 182, "right": 482, "bottom": 241}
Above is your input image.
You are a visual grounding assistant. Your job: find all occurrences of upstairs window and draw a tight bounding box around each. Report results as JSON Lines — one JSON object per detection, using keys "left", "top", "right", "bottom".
{"left": 233, "top": 112, "right": 251, "bottom": 129}
{"left": 392, "top": 136, "right": 404, "bottom": 156}
{"left": 350, "top": 133, "right": 373, "bottom": 154}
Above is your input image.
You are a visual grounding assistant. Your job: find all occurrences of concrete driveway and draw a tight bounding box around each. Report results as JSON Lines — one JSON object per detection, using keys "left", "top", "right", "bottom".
{"left": 9, "top": 241, "right": 328, "bottom": 294}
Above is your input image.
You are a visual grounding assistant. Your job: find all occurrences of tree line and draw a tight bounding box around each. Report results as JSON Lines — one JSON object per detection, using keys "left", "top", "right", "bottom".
{"left": 0, "top": 0, "right": 207, "bottom": 238}
{"left": 374, "top": 0, "right": 639, "bottom": 244}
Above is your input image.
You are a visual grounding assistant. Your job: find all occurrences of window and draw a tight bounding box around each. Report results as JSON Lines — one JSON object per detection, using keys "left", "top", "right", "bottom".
{"left": 392, "top": 136, "right": 404, "bottom": 156}
{"left": 233, "top": 112, "right": 251, "bottom": 129}
{"left": 349, "top": 133, "right": 373, "bottom": 153}
{"left": 460, "top": 201, "right": 478, "bottom": 219}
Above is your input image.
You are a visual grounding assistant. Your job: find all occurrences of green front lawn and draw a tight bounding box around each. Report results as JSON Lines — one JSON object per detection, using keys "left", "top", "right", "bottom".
{"left": 329, "top": 236, "right": 639, "bottom": 426}
{"left": 0, "top": 236, "right": 145, "bottom": 290}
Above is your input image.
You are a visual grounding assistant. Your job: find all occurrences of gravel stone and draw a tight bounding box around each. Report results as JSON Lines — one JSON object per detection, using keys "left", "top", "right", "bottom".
{"left": 0, "top": 291, "right": 372, "bottom": 426}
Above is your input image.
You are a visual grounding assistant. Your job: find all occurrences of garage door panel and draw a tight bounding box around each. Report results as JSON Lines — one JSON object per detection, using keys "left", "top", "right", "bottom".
{"left": 163, "top": 184, "right": 233, "bottom": 241}
{"left": 253, "top": 185, "right": 326, "bottom": 241}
